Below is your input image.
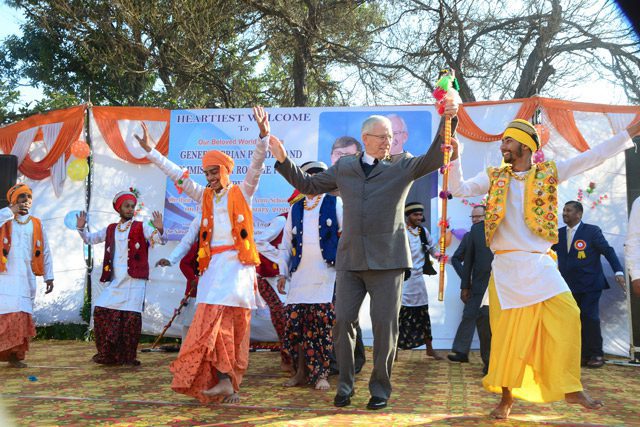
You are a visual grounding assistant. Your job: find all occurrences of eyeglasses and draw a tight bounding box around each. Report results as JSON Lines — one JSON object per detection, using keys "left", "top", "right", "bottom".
{"left": 365, "top": 133, "right": 393, "bottom": 141}
{"left": 470, "top": 215, "right": 485, "bottom": 218}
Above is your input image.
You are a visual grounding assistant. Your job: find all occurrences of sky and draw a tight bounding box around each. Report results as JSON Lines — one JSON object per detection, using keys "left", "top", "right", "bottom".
{"left": 0, "top": 2, "right": 633, "bottom": 108}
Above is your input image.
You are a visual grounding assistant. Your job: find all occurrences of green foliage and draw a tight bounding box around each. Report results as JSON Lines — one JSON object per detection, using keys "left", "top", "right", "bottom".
{"left": 0, "top": 0, "right": 385, "bottom": 114}
{"left": 36, "top": 323, "right": 89, "bottom": 340}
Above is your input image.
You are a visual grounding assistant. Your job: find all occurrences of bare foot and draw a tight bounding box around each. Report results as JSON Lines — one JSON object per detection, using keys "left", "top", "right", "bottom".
{"left": 566, "top": 391, "right": 603, "bottom": 409}
{"left": 426, "top": 350, "right": 444, "bottom": 360}
{"left": 315, "top": 378, "right": 330, "bottom": 391}
{"left": 280, "top": 360, "right": 295, "bottom": 374}
{"left": 283, "top": 372, "right": 306, "bottom": 387}
{"left": 489, "top": 395, "right": 514, "bottom": 419}
{"left": 202, "top": 378, "right": 234, "bottom": 397}
{"left": 222, "top": 392, "right": 240, "bottom": 403}
{"left": 8, "top": 354, "right": 27, "bottom": 368}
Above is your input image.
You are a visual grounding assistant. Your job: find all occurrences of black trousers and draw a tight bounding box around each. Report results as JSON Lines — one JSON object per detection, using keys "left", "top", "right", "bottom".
{"left": 572, "top": 291, "right": 604, "bottom": 359}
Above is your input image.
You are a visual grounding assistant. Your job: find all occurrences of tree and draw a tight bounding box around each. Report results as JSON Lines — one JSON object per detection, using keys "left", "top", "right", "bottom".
{"left": 2, "top": 0, "right": 264, "bottom": 108}
{"left": 2, "top": 0, "right": 385, "bottom": 110}
{"left": 241, "top": 0, "right": 385, "bottom": 106}
{"left": 348, "top": 0, "right": 640, "bottom": 104}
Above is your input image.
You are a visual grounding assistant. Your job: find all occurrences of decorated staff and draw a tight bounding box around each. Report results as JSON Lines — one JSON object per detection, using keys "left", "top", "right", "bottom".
{"left": 433, "top": 68, "right": 461, "bottom": 301}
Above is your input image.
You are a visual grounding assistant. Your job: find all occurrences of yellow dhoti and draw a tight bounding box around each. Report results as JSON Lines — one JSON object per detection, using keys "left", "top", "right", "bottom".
{"left": 483, "top": 276, "right": 583, "bottom": 402}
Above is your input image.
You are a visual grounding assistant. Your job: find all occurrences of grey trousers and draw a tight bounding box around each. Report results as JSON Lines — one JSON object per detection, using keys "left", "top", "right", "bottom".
{"left": 451, "top": 292, "right": 491, "bottom": 366}
{"left": 334, "top": 269, "right": 404, "bottom": 399}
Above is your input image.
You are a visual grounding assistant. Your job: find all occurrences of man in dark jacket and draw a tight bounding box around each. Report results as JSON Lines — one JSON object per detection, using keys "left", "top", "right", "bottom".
{"left": 552, "top": 200, "right": 625, "bottom": 368}
{"left": 448, "top": 205, "right": 493, "bottom": 374}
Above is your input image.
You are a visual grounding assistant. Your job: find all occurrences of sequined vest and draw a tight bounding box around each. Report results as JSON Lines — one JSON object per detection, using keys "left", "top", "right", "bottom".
{"left": 484, "top": 161, "right": 559, "bottom": 246}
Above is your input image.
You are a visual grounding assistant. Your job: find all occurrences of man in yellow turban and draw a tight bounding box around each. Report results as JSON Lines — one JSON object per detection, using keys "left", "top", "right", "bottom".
{"left": 0, "top": 183, "right": 54, "bottom": 367}
{"left": 448, "top": 118, "right": 640, "bottom": 418}
{"left": 136, "top": 106, "right": 271, "bottom": 404}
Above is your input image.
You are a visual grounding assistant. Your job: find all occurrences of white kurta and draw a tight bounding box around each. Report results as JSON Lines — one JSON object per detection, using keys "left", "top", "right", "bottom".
{"left": 255, "top": 214, "right": 288, "bottom": 300}
{"left": 255, "top": 214, "right": 287, "bottom": 265}
{"left": 449, "top": 131, "right": 634, "bottom": 309}
{"left": 79, "top": 219, "right": 165, "bottom": 313}
{"left": 0, "top": 207, "right": 54, "bottom": 315}
{"left": 626, "top": 196, "right": 640, "bottom": 281}
{"left": 154, "top": 135, "right": 269, "bottom": 310}
{"left": 279, "top": 195, "right": 343, "bottom": 305}
{"left": 402, "top": 226, "right": 437, "bottom": 307}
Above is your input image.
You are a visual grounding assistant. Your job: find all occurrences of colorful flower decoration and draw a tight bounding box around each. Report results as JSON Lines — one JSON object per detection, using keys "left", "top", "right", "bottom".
{"left": 174, "top": 170, "right": 190, "bottom": 194}
{"left": 577, "top": 181, "right": 608, "bottom": 209}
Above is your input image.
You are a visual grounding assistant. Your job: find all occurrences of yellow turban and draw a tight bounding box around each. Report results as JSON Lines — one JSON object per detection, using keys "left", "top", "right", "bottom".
{"left": 6, "top": 183, "right": 32, "bottom": 205}
{"left": 503, "top": 119, "right": 539, "bottom": 153}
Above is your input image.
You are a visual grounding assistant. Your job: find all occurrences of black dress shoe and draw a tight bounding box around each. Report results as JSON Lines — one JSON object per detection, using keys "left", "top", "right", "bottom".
{"left": 334, "top": 391, "right": 354, "bottom": 407}
{"left": 447, "top": 352, "right": 469, "bottom": 363}
{"left": 586, "top": 356, "right": 605, "bottom": 368}
{"left": 366, "top": 396, "right": 387, "bottom": 410}
{"left": 482, "top": 365, "right": 489, "bottom": 375}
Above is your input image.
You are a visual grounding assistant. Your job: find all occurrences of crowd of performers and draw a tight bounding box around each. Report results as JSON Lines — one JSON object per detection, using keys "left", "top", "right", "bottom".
{"left": 2, "top": 96, "right": 640, "bottom": 419}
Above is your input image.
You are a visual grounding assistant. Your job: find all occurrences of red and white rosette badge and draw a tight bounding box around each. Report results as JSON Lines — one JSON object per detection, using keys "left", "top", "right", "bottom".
{"left": 574, "top": 239, "right": 587, "bottom": 259}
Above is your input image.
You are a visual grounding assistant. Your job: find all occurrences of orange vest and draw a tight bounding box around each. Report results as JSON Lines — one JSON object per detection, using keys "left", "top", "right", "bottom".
{"left": 485, "top": 161, "right": 559, "bottom": 246}
{"left": 0, "top": 216, "right": 45, "bottom": 276}
{"left": 197, "top": 185, "right": 260, "bottom": 273}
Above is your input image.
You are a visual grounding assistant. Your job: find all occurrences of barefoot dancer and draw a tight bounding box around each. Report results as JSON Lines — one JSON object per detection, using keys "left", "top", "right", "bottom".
{"left": 277, "top": 161, "right": 342, "bottom": 391}
{"left": 0, "top": 184, "right": 54, "bottom": 368}
{"left": 143, "top": 107, "right": 271, "bottom": 404}
{"left": 449, "top": 118, "right": 640, "bottom": 418}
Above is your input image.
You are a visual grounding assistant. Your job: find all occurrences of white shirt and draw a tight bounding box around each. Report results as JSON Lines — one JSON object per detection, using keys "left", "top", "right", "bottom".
{"left": 255, "top": 214, "right": 287, "bottom": 264}
{"left": 79, "top": 219, "right": 165, "bottom": 313}
{"left": 566, "top": 221, "right": 580, "bottom": 252}
{"left": 626, "top": 197, "right": 640, "bottom": 281}
{"left": 449, "top": 131, "right": 633, "bottom": 309}
{"left": 278, "top": 194, "right": 343, "bottom": 305}
{"left": 154, "top": 136, "right": 270, "bottom": 309}
{"left": 362, "top": 151, "right": 378, "bottom": 165}
{"left": 401, "top": 225, "right": 437, "bottom": 307}
{"left": 0, "top": 207, "right": 54, "bottom": 315}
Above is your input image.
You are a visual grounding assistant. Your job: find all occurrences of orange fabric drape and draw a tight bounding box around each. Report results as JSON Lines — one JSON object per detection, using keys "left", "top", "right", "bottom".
{"left": 0, "top": 105, "right": 86, "bottom": 180}
{"left": 92, "top": 106, "right": 169, "bottom": 164}
{"left": 456, "top": 98, "right": 538, "bottom": 142}
{"left": 455, "top": 96, "right": 640, "bottom": 153}
{"left": 541, "top": 105, "right": 590, "bottom": 152}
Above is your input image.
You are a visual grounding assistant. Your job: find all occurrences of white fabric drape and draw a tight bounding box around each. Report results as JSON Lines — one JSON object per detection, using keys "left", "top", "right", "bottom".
{"left": 41, "top": 122, "right": 66, "bottom": 197}
{"left": 11, "top": 127, "right": 39, "bottom": 164}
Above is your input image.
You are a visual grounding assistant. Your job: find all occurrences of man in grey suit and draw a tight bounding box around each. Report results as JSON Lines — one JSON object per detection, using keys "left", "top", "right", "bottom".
{"left": 448, "top": 205, "right": 493, "bottom": 374}
{"left": 268, "top": 98, "right": 459, "bottom": 410}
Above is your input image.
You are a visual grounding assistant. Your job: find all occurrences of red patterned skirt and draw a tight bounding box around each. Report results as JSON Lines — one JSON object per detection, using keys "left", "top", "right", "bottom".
{"left": 170, "top": 303, "right": 251, "bottom": 403}
{"left": 92, "top": 306, "right": 142, "bottom": 366}
{"left": 0, "top": 312, "right": 36, "bottom": 362}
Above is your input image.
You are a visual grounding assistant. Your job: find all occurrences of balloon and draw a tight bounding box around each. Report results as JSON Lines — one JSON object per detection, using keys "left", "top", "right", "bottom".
{"left": 67, "top": 159, "right": 89, "bottom": 181}
{"left": 451, "top": 228, "right": 468, "bottom": 241}
{"left": 70, "top": 140, "right": 90, "bottom": 159}
{"left": 64, "top": 210, "right": 83, "bottom": 230}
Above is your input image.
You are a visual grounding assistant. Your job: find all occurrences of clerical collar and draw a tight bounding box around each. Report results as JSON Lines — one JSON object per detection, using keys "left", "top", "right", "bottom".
{"left": 362, "top": 152, "right": 379, "bottom": 166}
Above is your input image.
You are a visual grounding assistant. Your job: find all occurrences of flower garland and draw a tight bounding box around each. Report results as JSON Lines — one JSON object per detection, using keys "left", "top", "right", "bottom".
{"left": 460, "top": 194, "right": 489, "bottom": 208}
{"left": 576, "top": 181, "right": 608, "bottom": 210}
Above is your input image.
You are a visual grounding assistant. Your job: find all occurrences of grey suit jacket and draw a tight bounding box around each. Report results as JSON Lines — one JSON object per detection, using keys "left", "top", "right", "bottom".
{"left": 275, "top": 118, "right": 454, "bottom": 271}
